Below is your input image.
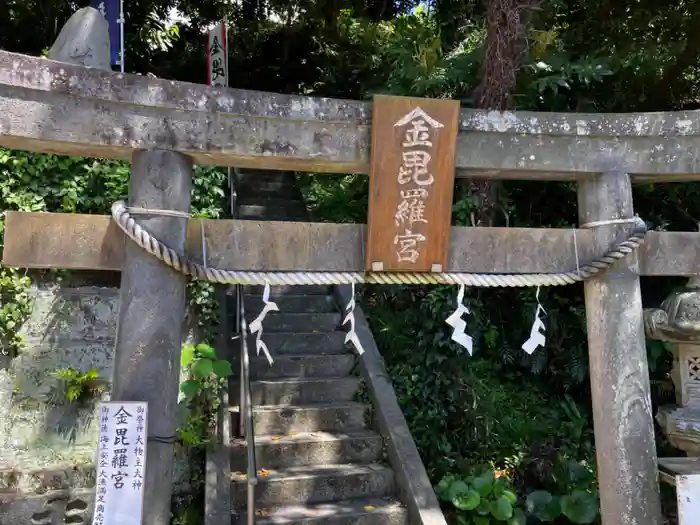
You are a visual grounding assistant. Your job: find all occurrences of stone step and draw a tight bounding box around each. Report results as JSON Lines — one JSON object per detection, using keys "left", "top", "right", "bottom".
{"left": 245, "top": 497, "right": 408, "bottom": 525}
{"left": 237, "top": 196, "right": 306, "bottom": 208}
{"left": 243, "top": 285, "right": 331, "bottom": 296}
{"left": 239, "top": 332, "right": 348, "bottom": 355}
{"left": 230, "top": 430, "right": 383, "bottom": 470}
{"left": 245, "top": 294, "right": 335, "bottom": 313}
{"left": 231, "top": 463, "right": 395, "bottom": 508}
{"left": 237, "top": 204, "right": 309, "bottom": 221}
{"left": 245, "top": 313, "right": 341, "bottom": 333}
{"left": 230, "top": 402, "right": 368, "bottom": 434}
{"left": 236, "top": 377, "right": 361, "bottom": 405}
{"left": 237, "top": 177, "right": 298, "bottom": 191}
{"left": 246, "top": 354, "right": 356, "bottom": 380}
{"left": 238, "top": 183, "right": 300, "bottom": 199}
{"left": 236, "top": 170, "right": 295, "bottom": 183}
{"left": 236, "top": 214, "right": 308, "bottom": 222}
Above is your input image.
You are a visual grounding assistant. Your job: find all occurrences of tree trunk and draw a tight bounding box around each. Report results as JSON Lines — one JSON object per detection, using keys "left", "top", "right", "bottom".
{"left": 466, "top": 0, "right": 535, "bottom": 226}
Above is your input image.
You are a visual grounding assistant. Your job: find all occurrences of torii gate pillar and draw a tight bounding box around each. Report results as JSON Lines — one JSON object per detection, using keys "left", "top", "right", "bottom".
{"left": 578, "top": 171, "right": 663, "bottom": 525}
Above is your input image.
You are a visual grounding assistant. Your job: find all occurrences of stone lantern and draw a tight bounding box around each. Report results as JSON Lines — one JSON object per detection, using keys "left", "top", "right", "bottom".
{"left": 644, "top": 276, "right": 700, "bottom": 455}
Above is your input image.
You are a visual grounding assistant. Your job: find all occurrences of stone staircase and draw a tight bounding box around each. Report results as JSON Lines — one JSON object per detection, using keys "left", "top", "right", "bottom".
{"left": 228, "top": 170, "right": 408, "bottom": 525}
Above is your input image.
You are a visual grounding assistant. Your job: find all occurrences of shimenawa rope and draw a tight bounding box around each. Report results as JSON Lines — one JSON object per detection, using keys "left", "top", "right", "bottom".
{"left": 110, "top": 200, "right": 647, "bottom": 288}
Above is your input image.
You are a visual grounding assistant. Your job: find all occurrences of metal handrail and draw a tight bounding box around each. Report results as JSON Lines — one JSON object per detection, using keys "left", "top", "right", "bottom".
{"left": 230, "top": 167, "right": 257, "bottom": 524}
{"left": 238, "top": 288, "right": 257, "bottom": 525}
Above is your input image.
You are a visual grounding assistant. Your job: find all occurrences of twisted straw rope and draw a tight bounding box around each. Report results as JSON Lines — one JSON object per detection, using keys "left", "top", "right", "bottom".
{"left": 110, "top": 201, "right": 647, "bottom": 287}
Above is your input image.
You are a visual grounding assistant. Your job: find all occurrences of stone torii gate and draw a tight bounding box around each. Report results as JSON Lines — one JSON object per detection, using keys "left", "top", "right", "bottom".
{"left": 4, "top": 20, "right": 700, "bottom": 525}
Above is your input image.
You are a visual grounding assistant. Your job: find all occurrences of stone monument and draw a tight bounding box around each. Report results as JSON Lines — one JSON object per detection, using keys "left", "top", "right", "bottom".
{"left": 645, "top": 276, "right": 700, "bottom": 454}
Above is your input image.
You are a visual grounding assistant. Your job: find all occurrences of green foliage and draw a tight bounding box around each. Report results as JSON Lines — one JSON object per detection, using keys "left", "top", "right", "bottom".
{"left": 7, "top": 2, "right": 700, "bottom": 522}
{"left": 171, "top": 502, "right": 205, "bottom": 525}
{"left": 357, "top": 283, "right": 597, "bottom": 478}
{"left": 0, "top": 267, "right": 31, "bottom": 358}
{"left": 0, "top": 145, "right": 229, "bottom": 453}
{"left": 0, "top": 150, "right": 129, "bottom": 214}
{"left": 437, "top": 471, "right": 522, "bottom": 524}
{"left": 438, "top": 460, "right": 599, "bottom": 524}
{"left": 298, "top": 173, "right": 369, "bottom": 223}
{"left": 50, "top": 367, "right": 107, "bottom": 404}
{"left": 0, "top": 149, "right": 132, "bottom": 362}
{"left": 382, "top": 12, "right": 486, "bottom": 100}
{"left": 176, "top": 343, "right": 232, "bottom": 447}
{"left": 179, "top": 343, "right": 233, "bottom": 401}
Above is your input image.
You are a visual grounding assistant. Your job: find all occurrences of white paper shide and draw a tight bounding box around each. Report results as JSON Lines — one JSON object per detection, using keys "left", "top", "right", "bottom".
{"left": 342, "top": 282, "right": 365, "bottom": 356}
{"left": 445, "top": 283, "right": 474, "bottom": 355}
{"left": 249, "top": 282, "right": 279, "bottom": 365}
{"left": 93, "top": 401, "right": 148, "bottom": 525}
{"left": 522, "top": 287, "right": 547, "bottom": 355}
{"left": 393, "top": 107, "right": 443, "bottom": 264}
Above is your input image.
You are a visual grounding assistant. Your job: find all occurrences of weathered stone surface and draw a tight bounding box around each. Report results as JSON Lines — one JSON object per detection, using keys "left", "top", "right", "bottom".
{"left": 237, "top": 402, "right": 368, "bottom": 435}
{"left": 644, "top": 277, "right": 700, "bottom": 342}
{"left": 578, "top": 173, "right": 662, "bottom": 525}
{"left": 14, "top": 210, "right": 700, "bottom": 277}
{"left": 238, "top": 204, "right": 309, "bottom": 221}
{"left": 0, "top": 285, "right": 196, "bottom": 525}
{"left": 245, "top": 332, "right": 347, "bottom": 355}
{"left": 245, "top": 312, "right": 341, "bottom": 333}
{"left": 229, "top": 430, "right": 382, "bottom": 470}
{"left": 0, "top": 489, "right": 94, "bottom": 525}
{"left": 110, "top": 149, "right": 192, "bottom": 525}
{"left": 212, "top": 178, "right": 418, "bottom": 525}
{"left": 251, "top": 497, "right": 408, "bottom": 525}
{"left": 19, "top": 287, "right": 119, "bottom": 342}
{"left": 333, "top": 285, "right": 448, "bottom": 525}
{"left": 230, "top": 463, "right": 394, "bottom": 507}
{"left": 4, "top": 50, "right": 700, "bottom": 179}
{"left": 244, "top": 293, "right": 335, "bottom": 313}
{"left": 247, "top": 354, "right": 355, "bottom": 380}
{"left": 48, "top": 7, "right": 110, "bottom": 70}
{"left": 241, "top": 378, "right": 361, "bottom": 405}
{"left": 4, "top": 288, "right": 116, "bottom": 475}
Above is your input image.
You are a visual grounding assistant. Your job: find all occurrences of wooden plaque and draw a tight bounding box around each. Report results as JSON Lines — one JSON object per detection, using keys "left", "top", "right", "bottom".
{"left": 366, "top": 94, "right": 460, "bottom": 272}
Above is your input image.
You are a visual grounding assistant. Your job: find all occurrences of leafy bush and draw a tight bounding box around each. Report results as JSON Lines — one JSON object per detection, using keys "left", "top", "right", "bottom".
{"left": 50, "top": 367, "right": 108, "bottom": 404}
{"left": 179, "top": 343, "right": 232, "bottom": 401}
{"left": 437, "top": 459, "right": 599, "bottom": 524}
{"left": 177, "top": 343, "right": 232, "bottom": 447}
{"left": 438, "top": 470, "right": 524, "bottom": 524}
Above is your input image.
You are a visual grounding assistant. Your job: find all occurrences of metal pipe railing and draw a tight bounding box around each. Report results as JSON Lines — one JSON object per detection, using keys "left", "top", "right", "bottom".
{"left": 230, "top": 167, "right": 257, "bottom": 524}
{"left": 238, "top": 289, "right": 257, "bottom": 525}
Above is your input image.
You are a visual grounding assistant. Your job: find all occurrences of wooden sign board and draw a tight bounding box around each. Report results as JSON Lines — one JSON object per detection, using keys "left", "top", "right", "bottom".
{"left": 93, "top": 401, "right": 148, "bottom": 525}
{"left": 207, "top": 23, "right": 228, "bottom": 88}
{"left": 366, "top": 95, "right": 460, "bottom": 272}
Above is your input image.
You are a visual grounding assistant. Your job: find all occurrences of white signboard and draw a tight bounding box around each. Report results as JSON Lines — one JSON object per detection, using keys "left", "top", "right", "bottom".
{"left": 207, "top": 23, "right": 228, "bottom": 88}
{"left": 92, "top": 401, "right": 148, "bottom": 525}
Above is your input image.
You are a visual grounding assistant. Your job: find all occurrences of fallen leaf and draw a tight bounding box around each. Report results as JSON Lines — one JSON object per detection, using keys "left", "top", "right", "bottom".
{"left": 364, "top": 506, "right": 375, "bottom": 511}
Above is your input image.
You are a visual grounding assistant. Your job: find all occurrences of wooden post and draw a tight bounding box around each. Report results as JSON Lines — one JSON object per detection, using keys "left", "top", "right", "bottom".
{"left": 578, "top": 172, "right": 662, "bottom": 525}
{"left": 111, "top": 150, "right": 192, "bottom": 525}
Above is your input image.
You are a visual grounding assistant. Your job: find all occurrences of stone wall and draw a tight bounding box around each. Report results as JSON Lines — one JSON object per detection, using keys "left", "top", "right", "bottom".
{"left": 0, "top": 277, "right": 194, "bottom": 524}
